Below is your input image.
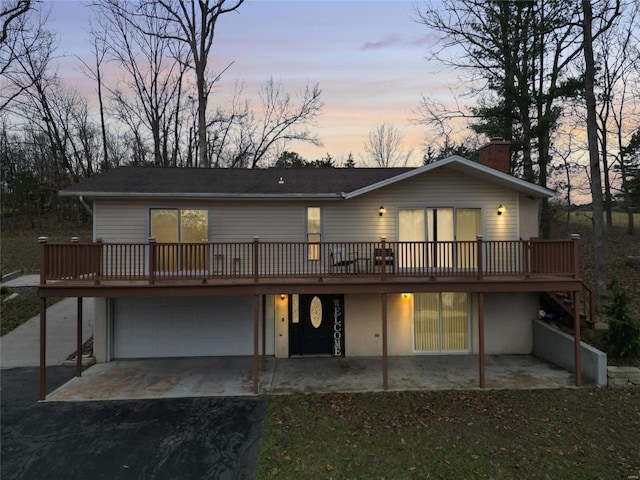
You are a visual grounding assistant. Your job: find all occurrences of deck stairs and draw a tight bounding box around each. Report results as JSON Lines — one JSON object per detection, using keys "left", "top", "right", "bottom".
{"left": 541, "top": 282, "right": 595, "bottom": 329}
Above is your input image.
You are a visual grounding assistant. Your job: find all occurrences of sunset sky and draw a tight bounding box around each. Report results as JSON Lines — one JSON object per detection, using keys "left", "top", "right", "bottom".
{"left": 48, "top": 0, "right": 459, "bottom": 166}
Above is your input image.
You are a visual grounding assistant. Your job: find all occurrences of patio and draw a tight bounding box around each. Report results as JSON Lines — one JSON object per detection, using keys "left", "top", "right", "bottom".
{"left": 45, "top": 355, "right": 577, "bottom": 401}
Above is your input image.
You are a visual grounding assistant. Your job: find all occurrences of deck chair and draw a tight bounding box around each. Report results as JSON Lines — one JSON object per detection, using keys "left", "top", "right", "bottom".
{"left": 330, "top": 249, "right": 356, "bottom": 274}
{"left": 374, "top": 248, "right": 394, "bottom": 272}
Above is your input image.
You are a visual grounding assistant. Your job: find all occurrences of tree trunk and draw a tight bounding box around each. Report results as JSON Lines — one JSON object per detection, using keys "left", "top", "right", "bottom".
{"left": 582, "top": 0, "right": 607, "bottom": 310}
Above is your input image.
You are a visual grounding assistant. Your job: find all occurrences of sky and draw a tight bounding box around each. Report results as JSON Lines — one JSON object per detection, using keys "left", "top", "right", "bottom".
{"left": 47, "top": 0, "right": 457, "bottom": 166}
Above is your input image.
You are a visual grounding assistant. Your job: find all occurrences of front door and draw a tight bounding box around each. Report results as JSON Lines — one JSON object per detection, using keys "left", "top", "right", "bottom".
{"left": 289, "top": 294, "right": 344, "bottom": 356}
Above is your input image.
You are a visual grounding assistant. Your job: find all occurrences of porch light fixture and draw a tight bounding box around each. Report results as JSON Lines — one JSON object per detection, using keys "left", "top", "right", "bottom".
{"left": 402, "top": 293, "right": 412, "bottom": 300}
{"left": 497, "top": 204, "right": 505, "bottom": 216}
{"left": 280, "top": 294, "right": 286, "bottom": 301}
{"left": 379, "top": 205, "right": 385, "bottom": 216}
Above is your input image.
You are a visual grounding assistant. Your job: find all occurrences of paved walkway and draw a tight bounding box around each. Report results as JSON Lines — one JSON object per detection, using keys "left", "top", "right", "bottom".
{"left": 1, "top": 275, "right": 94, "bottom": 368}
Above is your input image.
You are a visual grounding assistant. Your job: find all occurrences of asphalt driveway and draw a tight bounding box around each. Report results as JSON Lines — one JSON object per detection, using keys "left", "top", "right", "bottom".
{"left": 1, "top": 366, "right": 268, "bottom": 480}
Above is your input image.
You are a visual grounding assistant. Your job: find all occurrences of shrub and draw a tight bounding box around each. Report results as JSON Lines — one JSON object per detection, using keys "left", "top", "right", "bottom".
{"left": 603, "top": 279, "right": 640, "bottom": 359}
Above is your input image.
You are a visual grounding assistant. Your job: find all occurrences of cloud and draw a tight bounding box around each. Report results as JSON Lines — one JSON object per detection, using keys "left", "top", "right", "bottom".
{"left": 360, "top": 33, "right": 435, "bottom": 50}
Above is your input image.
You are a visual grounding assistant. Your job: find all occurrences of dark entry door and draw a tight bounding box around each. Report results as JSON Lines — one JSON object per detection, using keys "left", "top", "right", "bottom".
{"left": 290, "top": 294, "right": 344, "bottom": 356}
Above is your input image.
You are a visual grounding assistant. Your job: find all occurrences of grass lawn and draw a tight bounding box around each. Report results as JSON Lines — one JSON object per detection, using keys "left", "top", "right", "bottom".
{"left": 257, "top": 389, "right": 640, "bottom": 480}
{"left": 1, "top": 294, "right": 60, "bottom": 336}
{"left": 1, "top": 227, "right": 90, "bottom": 334}
{"left": 1, "top": 228, "right": 92, "bottom": 275}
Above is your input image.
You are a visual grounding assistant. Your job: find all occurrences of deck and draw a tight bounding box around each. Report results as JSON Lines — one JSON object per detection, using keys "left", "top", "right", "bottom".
{"left": 35, "top": 237, "right": 591, "bottom": 399}
{"left": 38, "top": 237, "right": 586, "bottom": 297}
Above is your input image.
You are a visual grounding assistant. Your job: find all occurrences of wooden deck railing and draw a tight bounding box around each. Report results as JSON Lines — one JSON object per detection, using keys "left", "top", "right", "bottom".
{"left": 38, "top": 237, "right": 580, "bottom": 285}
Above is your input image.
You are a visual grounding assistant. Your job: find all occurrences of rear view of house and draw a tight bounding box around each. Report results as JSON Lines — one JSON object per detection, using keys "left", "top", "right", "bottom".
{"left": 37, "top": 139, "right": 591, "bottom": 398}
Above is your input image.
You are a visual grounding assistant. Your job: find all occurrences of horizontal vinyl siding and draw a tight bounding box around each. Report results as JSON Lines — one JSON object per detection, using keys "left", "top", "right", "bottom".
{"left": 328, "top": 168, "right": 520, "bottom": 241}
{"left": 92, "top": 167, "right": 528, "bottom": 244}
{"left": 211, "top": 202, "right": 304, "bottom": 242}
{"left": 95, "top": 200, "right": 148, "bottom": 243}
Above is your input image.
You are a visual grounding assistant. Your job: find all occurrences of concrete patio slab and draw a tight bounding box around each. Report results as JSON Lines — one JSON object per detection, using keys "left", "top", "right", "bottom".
{"left": 46, "top": 354, "right": 576, "bottom": 401}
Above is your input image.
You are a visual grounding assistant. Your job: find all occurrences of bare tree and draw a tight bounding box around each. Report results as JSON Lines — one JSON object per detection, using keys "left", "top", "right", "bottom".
{"left": 415, "top": 0, "right": 590, "bottom": 237}
{"left": 364, "top": 122, "right": 412, "bottom": 168}
{"left": 604, "top": 4, "right": 639, "bottom": 234}
{"left": 582, "top": 0, "right": 622, "bottom": 310}
{"left": 248, "top": 78, "right": 323, "bottom": 168}
{"left": 90, "top": 0, "right": 191, "bottom": 167}
{"left": 0, "top": 0, "right": 37, "bottom": 110}
{"left": 1, "top": 0, "right": 31, "bottom": 45}
{"left": 208, "top": 78, "right": 323, "bottom": 168}
{"left": 76, "top": 28, "right": 110, "bottom": 170}
{"left": 133, "top": 0, "right": 245, "bottom": 168}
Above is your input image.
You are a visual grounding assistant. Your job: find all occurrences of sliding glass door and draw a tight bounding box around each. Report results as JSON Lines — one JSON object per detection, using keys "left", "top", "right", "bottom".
{"left": 399, "top": 208, "right": 481, "bottom": 269}
{"left": 414, "top": 292, "right": 469, "bottom": 352}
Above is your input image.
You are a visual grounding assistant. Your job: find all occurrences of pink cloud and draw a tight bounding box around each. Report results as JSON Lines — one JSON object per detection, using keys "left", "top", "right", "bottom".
{"left": 360, "top": 33, "right": 436, "bottom": 50}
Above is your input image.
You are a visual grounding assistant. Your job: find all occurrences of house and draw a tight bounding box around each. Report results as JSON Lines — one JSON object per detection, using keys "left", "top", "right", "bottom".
{"left": 36, "top": 139, "right": 591, "bottom": 399}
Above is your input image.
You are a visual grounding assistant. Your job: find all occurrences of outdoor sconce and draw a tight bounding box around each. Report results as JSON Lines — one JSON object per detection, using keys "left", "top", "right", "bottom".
{"left": 402, "top": 293, "right": 412, "bottom": 300}
{"left": 379, "top": 205, "right": 385, "bottom": 216}
{"left": 280, "top": 294, "right": 286, "bottom": 301}
{"left": 497, "top": 204, "right": 505, "bottom": 216}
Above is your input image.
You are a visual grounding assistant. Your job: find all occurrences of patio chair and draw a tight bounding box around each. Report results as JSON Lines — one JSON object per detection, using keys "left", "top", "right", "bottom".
{"left": 330, "top": 249, "right": 356, "bottom": 274}
{"left": 374, "top": 248, "right": 394, "bottom": 272}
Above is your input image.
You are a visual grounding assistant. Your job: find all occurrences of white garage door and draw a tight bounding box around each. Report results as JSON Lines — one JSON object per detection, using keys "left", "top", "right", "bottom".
{"left": 113, "top": 296, "right": 257, "bottom": 358}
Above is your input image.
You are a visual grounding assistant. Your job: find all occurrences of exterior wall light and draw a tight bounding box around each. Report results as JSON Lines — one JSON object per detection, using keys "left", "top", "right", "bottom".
{"left": 497, "top": 204, "right": 505, "bottom": 216}
{"left": 379, "top": 205, "right": 385, "bottom": 216}
{"left": 280, "top": 294, "right": 286, "bottom": 301}
{"left": 402, "top": 293, "right": 412, "bottom": 300}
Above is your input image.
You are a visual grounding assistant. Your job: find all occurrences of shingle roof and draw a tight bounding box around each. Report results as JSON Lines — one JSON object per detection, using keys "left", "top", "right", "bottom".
{"left": 60, "top": 167, "right": 414, "bottom": 198}
{"left": 60, "top": 158, "right": 554, "bottom": 200}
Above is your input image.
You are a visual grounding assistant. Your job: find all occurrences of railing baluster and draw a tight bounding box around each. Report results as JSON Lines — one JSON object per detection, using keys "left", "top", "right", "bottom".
{"left": 40, "top": 238, "right": 579, "bottom": 285}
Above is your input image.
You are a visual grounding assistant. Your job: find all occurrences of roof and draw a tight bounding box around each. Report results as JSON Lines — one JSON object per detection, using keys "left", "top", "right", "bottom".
{"left": 60, "top": 157, "right": 554, "bottom": 200}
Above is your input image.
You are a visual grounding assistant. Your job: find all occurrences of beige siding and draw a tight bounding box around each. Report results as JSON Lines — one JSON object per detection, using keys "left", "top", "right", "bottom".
{"left": 211, "top": 202, "right": 304, "bottom": 242}
{"left": 326, "top": 168, "right": 520, "bottom": 241}
{"left": 95, "top": 200, "right": 148, "bottom": 243}
{"left": 93, "top": 167, "right": 534, "bottom": 244}
{"left": 518, "top": 194, "right": 540, "bottom": 239}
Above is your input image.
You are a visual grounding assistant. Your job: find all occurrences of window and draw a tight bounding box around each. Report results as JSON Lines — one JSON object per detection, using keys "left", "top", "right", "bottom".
{"left": 306, "top": 207, "right": 321, "bottom": 260}
{"left": 150, "top": 209, "right": 208, "bottom": 271}
{"left": 399, "top": 208, "right": 481, "bottom": 269}
{"left": 414, "top": 292, "right": 469, "bottom": 352}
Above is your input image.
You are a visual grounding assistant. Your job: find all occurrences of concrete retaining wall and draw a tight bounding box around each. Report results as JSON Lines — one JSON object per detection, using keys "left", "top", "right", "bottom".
{"left": 607, "top": 366, "right": 640, "bottom": 387}
{"left": 532, "top": 319, "right": 607, "bottom": 385}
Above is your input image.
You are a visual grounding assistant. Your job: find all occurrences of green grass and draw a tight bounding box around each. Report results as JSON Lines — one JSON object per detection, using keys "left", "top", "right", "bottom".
{"left": 1, "top": 228, "right": 89, "bottom": 334}
{"left": 1, "top": 295, "right": 60, "bottom": 336}
{"left": 257, "top": 389, "right": 640, "bottom": 480}
{"left": 566, "top": 207, "right": 640, "bottom": 230}
{"left": 1, "top": 229, "right": 92, "bottom": 276}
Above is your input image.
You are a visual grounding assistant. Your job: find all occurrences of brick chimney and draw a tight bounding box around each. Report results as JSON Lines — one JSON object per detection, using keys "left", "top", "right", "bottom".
{"left": 477, "top": 138, "right": 510, "bottom": 174}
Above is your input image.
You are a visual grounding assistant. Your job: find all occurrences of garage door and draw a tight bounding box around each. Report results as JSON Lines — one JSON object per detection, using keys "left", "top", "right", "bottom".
{"left": 113, "top": 296, "right": 258, "bottom": 358}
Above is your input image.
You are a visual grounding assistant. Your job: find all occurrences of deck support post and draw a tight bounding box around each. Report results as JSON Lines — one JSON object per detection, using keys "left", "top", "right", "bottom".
{"left": 39, "top": 296, "right": 47, "bottom": 401}
{"left": 382, "top": 293, "right": 388, "bottom": 390}
{"left": 261, "top": 294, "right": 267, "bottom": 371}
{"left": 478, "top": 293, "right": 486, "bottom": 388}
{"left": 573, "top": 290, "right": 582, "bottom": 387}
{"left": 253, "top": 294, "right": 260, "bottom": 394}
{"left": 77, "top": 297, "right": 83, "bottom": 377}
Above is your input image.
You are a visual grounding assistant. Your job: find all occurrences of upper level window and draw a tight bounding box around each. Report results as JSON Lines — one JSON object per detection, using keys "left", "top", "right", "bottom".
{"left": 306, "top": 207, "right": 321, "bottom": 260}
{"left": 150, "top": 209, "right": 208, "bottom": 271}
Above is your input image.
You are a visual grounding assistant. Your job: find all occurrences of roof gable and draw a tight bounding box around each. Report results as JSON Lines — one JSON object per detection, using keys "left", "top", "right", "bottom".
{"left": 344, "top": 156, "right": 553, "bottom": 199}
